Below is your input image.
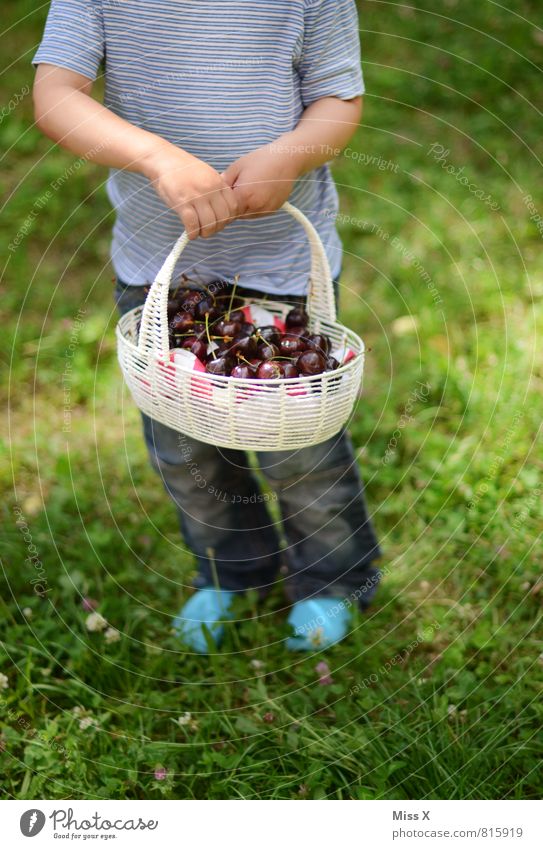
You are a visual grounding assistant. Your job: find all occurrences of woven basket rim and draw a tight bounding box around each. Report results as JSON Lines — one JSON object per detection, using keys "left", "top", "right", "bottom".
{"left": 117, "top": 298, "right": 365, "bottom": 386}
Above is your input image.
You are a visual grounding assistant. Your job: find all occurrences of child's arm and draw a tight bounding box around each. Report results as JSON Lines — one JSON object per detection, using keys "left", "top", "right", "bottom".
{"left": 33, "top": 64, "right": 238, "bottom": 240}
{"left": 222, "top": 96, "right": 362, "bottom": 218}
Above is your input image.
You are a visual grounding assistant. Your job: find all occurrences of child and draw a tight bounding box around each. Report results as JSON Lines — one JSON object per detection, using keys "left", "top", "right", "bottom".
{"left": 33, "top": 0, "right": 381, "bottom": 652}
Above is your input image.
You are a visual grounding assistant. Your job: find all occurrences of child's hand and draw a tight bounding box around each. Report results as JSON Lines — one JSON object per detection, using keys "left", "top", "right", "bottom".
{"left": 145, "top": 143, "right": 239, "bottom": 240}
{"left": 222, "top": 145, "right": 299, "bottom": 219}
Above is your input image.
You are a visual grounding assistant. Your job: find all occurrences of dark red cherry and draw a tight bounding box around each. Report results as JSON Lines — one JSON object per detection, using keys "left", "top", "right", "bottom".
{"left": 307, "top": 333, "right": 331, "bottom": 356}
{"left": 258, "top": 342, "right": 280, "bottom": 361}
{"left": 180, "top": 290, "right": 202, "bottom": 311}
{"left": 229, "top": 309, "right": 245, "bottom": 324}
{"left": 190, "top": 322, "right": 207, "bottom": 340}
{"left": 285, "top": 306, "right": 309, "bottom": 328}
{"left": 325, "top": 355, "right": 340, "bottom": 371}
{"left": 206, "top": 355, "right": 233, "bottom": 376}
{"left": 257, "top": 326, "right": 281, "bottom": 346}
{"left": 232, "top": 334, "right": 258, "bottom": 358}
{"left": 279, "top": 362, "right": 299, "bottom": 379}
{"left": 280, "top": 335, "right": 306, "bottom": 356}
{"left": 247, "top": 357, "right": 263, "bottom": 375}
{"left": 236, "top": 322, "right": 256, "bottom": 338}
{"left": 214, "top": 338, "right": 234, "bottom": 355}
{"left": 170, "top": 312, "right": 194, "bottom": 333}
{"left": 194, "top": 296, "right": 220, "bottom": 321}
{"left": 168, "top": 298, "right": 183, "bottom": 318}
{"left": 287, "top": 325, "right": 307, "bottom": 338}
{"left": 190, "top": 339, "right": 208, "bottom": 361}
{"left": 297, "top": 350, "right": 326, "bottom": 376}
{"left": 257, "top": 360, "right": 283, "bottom": 380}
{"left": 231, "top": 363, "right": 254, "bottom": 379}
{"left": 215, "top": 318, "right": 243, "bottom": 337}
{"left": 181, "top": 335, "right": 198, "bottom": 350}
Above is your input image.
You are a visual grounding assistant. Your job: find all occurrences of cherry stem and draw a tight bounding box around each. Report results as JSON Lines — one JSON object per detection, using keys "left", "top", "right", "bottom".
{"left": 226, "top": 275, "right": 239, "bottom": 321}
{"left": 204, "top": 313, "right": 216, "bottom": 359}
{"left": 255, "top": 333, "right": 274, "bottom": 352}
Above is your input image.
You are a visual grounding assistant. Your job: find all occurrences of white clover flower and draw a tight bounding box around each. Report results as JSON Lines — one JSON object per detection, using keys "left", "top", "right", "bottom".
{"left": 176, "top": 712, "right": 192, "bottom": 726}
{"left": 85, "top": 612, "right": 107, "bottom": 632}
{"left": 22, "top": 607, "right": 33, "bottom": 619}
{"left": 104, "top": 627, "right": 120, "bottom": 644}
{"left": 250, "top": 659, "right": 265, "bottom": 670}
{"left": 0, "top": 674, "right": 9, "bottom": 691}
{"left": 392, "top": 314, "right": 420, "bottom": 337}
{"left": 79, "top": 716, "right": 96, "bottom": 730}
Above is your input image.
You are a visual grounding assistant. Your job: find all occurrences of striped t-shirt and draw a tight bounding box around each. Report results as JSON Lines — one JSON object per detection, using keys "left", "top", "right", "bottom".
{"left": 34, "top": 0, "right": 364, "bottom": 295}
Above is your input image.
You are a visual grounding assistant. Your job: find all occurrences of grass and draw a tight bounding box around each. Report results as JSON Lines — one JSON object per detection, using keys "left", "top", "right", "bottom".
{"left": 1, "top": 0, "right": 542, "bottom": 799}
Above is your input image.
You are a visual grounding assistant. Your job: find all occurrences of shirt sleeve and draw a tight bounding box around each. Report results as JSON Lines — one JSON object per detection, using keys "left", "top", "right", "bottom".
{"left": 298, "top": 0, "right": 364, "bottom": 106}
{"left": 33, "top": 0, "right": 104, "bottom": 80}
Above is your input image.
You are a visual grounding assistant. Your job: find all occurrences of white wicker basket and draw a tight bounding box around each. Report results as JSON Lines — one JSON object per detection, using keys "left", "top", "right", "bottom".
{"left": 116, "top": 202, "right": 365, "bottom": 451}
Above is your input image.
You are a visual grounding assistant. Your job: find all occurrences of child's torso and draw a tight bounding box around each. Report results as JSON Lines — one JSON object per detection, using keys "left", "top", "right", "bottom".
{"left": 103, "top": 0, "right": 306, "bottom": 166}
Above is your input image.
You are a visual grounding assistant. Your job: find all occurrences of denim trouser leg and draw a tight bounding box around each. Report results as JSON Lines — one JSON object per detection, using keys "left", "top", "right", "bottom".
{"left": 143, "top": 415, "right": 281, "bottom": 592}
{"left": 115, "top": 280, "right": 381, "bottom": 607}
{"left": 115, "top": 281, "right": 281, "bottom": 594}
{"left": 257, "top": 430, "right": 381, "bottom": 607}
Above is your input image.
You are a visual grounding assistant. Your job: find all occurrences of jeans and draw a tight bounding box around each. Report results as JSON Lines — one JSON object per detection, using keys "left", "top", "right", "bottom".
{"left": 115, "top": 280, "right": 382, "bottom": 608}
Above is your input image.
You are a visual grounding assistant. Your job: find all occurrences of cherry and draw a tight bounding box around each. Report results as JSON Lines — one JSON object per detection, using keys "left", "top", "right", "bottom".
{"left": 206, "top": 355, "right": 233, "bottom": 376}
{"left": 257, "top": 360, "right": 283, "bottom": 380}
{"left": 285, "top": 306, "right": 309, "bottom": 328}
{"left": 296, "top": 350, "right": 326, "bottom": 376}
{"left": 215, "top": 318, "right": 243, "bottom": 337}
{"left": 189, "top": 339, "right": 208, "bottom": 361}
{"left": 236, "top": 322, "right": 256, "bottom": 338}
{"left": 195, "top": 297, "right": 221, "bottom": 322}
{"left": 181, "top": 335, "right": 198, "bottom": 350}
{"left": 247, "top": 357, "right": 263, "bottom": 375}
{"left": 229, "top": 309, "right": 245, "bottom": 323}
{"left": 168, "top": 298, "right": 183, "bottom": 318}
{"left": 215, "top": 339, "right": 233, "bottom": 355}
{"left": 191, "top": 322, "right": 207, "bottom": 340}
{"left": 279, "top": 334, "right": 306, "bottom": 356}
{"left": 231, "top": 363, "right": 254, "bottom": 379}
{"left": 232, "top": 334, "right": 258, "bottom": 358}
{"left": 180, "top": 290, "right": 202, "bottom": 311}
{"left": 257, "top": 326, "right": 281, "bottom": 346}
{"left": 279, "top": 362, "right": 299, "bottom": 379}
{"left": 258, "top": 342, "right": 280, "bottom": 361}
{"left": 170, "top": 312, "right": 194, "bottom": 333}
{"left": 325, "top": 355, "right": 340, "bottom": 371}
{"left": 287, "top": 325, "right": 307, "bottom": 338}
{"left": 307, "top": 333, "right": 331, "bottom": 356}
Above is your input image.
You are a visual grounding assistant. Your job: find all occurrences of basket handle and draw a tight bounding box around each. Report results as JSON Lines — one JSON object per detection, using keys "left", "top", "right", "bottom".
{"left": 137, "top": 201, "right": 336, "bottom": 355}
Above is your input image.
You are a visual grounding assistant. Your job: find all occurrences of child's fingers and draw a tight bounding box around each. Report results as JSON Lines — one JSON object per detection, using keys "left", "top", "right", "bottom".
{"left": 195, "top": 200, "right": 219, "bottom": 239}
{"left": 221, "top": 185, "right": 239, "bottom": 220}
{"left": 211, "top": 194, "right": 233, "bottom": 233}
{"left": 221, "top": 162, "right": 239, "bottom": 187}
{"left": 179, "top": 204, "right": 201, "bottom": 240}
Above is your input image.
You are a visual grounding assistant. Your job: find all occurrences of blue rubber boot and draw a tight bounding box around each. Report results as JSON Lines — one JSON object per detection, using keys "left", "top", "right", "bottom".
{"left": 286, "top": 598, "right": 351, "bottom": 651}
{"left": 173, "top": 588, "right": 236, "bottom": 653}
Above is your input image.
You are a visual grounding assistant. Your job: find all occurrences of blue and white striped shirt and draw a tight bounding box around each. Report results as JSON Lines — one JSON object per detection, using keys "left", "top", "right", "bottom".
{"left": 34, "top": 0, "right": 364, "bottom": 294}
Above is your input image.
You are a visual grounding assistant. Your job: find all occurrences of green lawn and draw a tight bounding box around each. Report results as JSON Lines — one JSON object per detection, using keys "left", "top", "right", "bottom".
{"left": 1, "top": 1, "right": 542, "bottom": 799}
